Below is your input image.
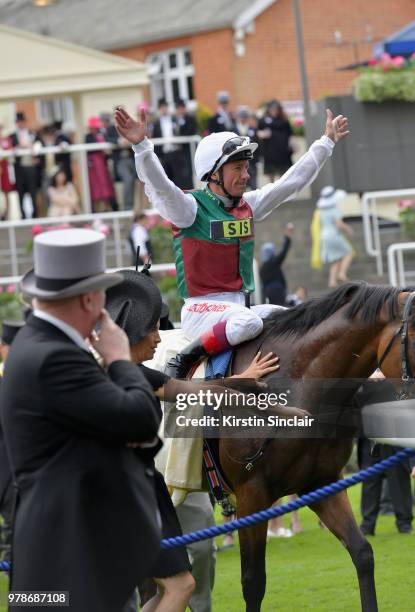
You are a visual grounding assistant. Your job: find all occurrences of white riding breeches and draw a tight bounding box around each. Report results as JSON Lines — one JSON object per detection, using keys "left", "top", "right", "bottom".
{"left": 181, "top": 293, "right": 285, "bottom": 345}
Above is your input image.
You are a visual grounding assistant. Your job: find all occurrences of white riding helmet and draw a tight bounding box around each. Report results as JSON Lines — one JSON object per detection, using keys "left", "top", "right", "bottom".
{"left": 194, "top": 131, "right": 258, "bottom": 182}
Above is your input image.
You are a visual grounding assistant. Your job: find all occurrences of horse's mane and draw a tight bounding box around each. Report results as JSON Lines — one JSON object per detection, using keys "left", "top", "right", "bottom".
{"left": 263, "top": 281, "right": 412, "bottom": 338}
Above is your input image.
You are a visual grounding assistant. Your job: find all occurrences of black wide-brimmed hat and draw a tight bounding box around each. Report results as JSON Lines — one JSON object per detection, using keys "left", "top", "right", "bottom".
{"left": 1, "top": 320, "right": 25, "bottom": 346}
{"left": 105, "top": 269, "right": 162, "bottom": 345}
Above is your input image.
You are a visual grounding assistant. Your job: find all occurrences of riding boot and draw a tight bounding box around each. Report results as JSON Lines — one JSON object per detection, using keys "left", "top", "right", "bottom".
{"left": 165, "top": 321, "right": 231, "bottom": 379}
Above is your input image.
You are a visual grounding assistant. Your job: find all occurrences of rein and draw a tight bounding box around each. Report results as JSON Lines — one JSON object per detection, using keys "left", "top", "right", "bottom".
{"left": 377, "top": 291, "right": 415, "bottom": 398}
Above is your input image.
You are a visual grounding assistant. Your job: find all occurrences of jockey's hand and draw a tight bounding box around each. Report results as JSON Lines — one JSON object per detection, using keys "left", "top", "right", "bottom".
{"left": 324, "top": 109, "right": 350, "bottom": 143}
{"left": 411, "top": 466, "right": 415, "bottom": 480}
{"left": 114, "top": 106, "right": 147, "bottom": 145}
{"left": 236, "top": 351, "right": 279, "bottom": 380}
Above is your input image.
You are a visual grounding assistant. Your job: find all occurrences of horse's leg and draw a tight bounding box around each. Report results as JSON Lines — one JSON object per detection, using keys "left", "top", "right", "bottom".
{"left": 236, "top": 483, "right": 270, "bottom": 612}
{"left": 308, "top": 489, "right": 377, "bottom": 612}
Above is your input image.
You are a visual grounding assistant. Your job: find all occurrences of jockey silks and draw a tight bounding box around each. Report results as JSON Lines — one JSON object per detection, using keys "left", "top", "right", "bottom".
{"left": 172, "top": 189, "right": 255, "bottom": 299}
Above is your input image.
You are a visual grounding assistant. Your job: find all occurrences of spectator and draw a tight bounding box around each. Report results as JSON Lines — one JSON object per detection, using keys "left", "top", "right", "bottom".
{"left": 105, "top": 269, "right": 195, "bottom": 611}
{"left": 311, "top": 186, "right": 354, "bottom": 288}
{"left": 267, "top": 497, "right": 303, "bottom": 538}
{"left": 53, "top": 120, "right": 73, "bottom": 182}
{"left": 259, "top": 223, "right": 294, "bottom": 306}
{"left": 0, "top": 123, "right": 15, "bottom": 221}
{"left": 47, "top": 168, "right": 80, "bottom": 217}
{"left": 85, "top": 116, "right": 116, "bottom": 213}
{"left": 285, "top": 285, "right": 308, "bottom": 307}
{"left": 129, "top": 212, "right": 152, "bottom": 265}
{"left": 99, "top": 112, "right": 120, "bottom": 211}
{"left": 258, "top": 99, "right": 293, "bottom": 182}
{"left": 235, "top": 108, "right": 260, "bottom": 189}
{"left": 356, "top": 374, "right": 413, "bottom": 536}
{"left": 175, "top": 99, "right": 197, "bottom": 190}
{"left": 9, "top": 112, "right": 40, "bottom": 218}
{"left": 105, "top": 106, "right": 137, "bottom": 211}
{"left": 151, "top": 98, "right": 182, "bottom": 184}
{"left": 207, "top": 91, "right": 237, "bottom": 134}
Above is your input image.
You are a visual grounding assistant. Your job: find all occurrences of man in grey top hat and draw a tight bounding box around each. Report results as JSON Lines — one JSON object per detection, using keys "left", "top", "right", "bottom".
{"left": 0, "top": 228, "right": 162, "bottom": 612}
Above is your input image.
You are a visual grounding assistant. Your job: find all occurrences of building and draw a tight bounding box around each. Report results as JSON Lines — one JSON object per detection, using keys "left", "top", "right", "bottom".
{"left": 1, "top": 0, "right": 415, "bottom": 121}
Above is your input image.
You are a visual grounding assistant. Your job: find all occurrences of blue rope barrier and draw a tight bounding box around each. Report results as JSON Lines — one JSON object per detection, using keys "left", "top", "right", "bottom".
{"left": 161, "top": 447, "right": 415, "bottom": 549}
{"left": 1, "top": 447, "right": 414, "bottom": 572}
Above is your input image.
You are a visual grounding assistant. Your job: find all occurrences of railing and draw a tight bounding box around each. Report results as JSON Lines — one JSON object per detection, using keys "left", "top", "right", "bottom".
{"left": 0, "top": 210, "right": 135, "bottom": 277}
{"left": 361, "top": 188, "right": 415, "bottom": 276}
{"left": 0, "top": 135, "right": 201, "bottom": 214}
{"left": 0, "top": 260, "right": 263, "bottom": 307}
{"left": 387, "top": 242, "right": 415, "bottom": 287}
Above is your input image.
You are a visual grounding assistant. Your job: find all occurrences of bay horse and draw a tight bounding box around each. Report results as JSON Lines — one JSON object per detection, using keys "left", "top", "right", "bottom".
{"left": 219, "top": 281, "right": 415, "bottom": 612}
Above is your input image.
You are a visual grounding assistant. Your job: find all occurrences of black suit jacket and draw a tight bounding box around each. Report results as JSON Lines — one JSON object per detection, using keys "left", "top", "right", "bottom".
{"left": 0, "top": 315, "right": 162, "bottom": 612}
{"left": 0, "top": 380, "right": 12, "bottom": 508}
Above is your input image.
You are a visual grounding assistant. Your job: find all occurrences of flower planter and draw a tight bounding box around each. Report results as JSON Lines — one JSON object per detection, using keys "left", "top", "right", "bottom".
{"left": 306, "top": 95, "right": 415, "bottom": 195}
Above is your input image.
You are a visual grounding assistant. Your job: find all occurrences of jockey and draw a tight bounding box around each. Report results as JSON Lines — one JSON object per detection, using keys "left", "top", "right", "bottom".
{"left": 114, "top": 106, "right": 349, "bottom": 378}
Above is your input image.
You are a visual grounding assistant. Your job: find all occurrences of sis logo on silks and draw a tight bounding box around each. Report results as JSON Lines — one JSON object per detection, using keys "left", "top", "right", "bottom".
{"left": 210, "top": 218, "right": 254, "bottom": 239}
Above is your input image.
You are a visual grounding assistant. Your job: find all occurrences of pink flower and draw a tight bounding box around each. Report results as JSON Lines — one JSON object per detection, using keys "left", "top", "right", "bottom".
{"left": 380, "top": 52, "right": 392, "bottom": 64}
{"left": 382, "top": 64, "right": 391, "bottom": 71}
{"left": 368, "top": 58, "right": 378, "bottom": 66}
{"left": 167, "top": 269, "right": 176, "bottom": 277}
{"left": 99, "top": 224, "right": 110, "bottom": 236}
{"left": 31, "top": 224, "right": 43, "bottom": 236}
{"left": 294, "top": 118, "right": 304, "bottom": 127}
{"left": 6, "top": 284, "right": 16, "bottom": 293}
{"left": 398, "top": 199, "right": 415, "bottom": 209}
{"left": 146, "top": 214, "right": 160, "bottom": 229}
{"left": 391, "top": 56, "right": 405, "bottom": 68}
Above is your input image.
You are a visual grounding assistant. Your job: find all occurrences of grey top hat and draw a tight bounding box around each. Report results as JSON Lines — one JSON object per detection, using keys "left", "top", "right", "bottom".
{"left": 20, "top": 229, "right": 123, "bottom": 300}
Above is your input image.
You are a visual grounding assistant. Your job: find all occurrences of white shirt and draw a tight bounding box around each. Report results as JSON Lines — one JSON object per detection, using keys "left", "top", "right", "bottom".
{"left": 33, "top": 309, "right": 91, "bottom": 352}
{"left": 159, "top": 115, "right": 177, "bottom": 154}
{"left": 132, "top": 135, "right": 335, "bottom": 229}
{"left": 130, "top": 224, "right": 149, "bottom": 257}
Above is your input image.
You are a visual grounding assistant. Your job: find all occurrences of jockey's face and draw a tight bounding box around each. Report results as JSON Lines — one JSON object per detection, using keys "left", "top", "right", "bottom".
{"left": 221, "top": 160, "right": 250, "bottom": 197}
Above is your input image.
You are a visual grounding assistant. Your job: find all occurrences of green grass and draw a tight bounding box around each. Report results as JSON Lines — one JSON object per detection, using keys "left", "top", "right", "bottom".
{"left": 1, "top": 484, "right": 414, "bottom": 611}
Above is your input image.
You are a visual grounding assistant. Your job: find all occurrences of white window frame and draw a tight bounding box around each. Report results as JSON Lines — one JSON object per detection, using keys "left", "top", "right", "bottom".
{"left": 35, "top": 97, "right": 75, "bottom": 124}
{"left": 147, "top": 47, "right": 195, "bottom": 109}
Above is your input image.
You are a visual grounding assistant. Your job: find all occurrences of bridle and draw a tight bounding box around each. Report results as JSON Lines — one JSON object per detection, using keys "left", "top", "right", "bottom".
{"left": 377, "top": 291, "right": 415, "bottom": 398}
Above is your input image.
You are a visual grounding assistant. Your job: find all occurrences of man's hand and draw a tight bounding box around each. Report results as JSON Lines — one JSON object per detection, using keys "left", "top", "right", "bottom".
{"left": 90, "top": 309, "right": 131, "bottom": 365}
{"left": 114, "top": 106, "right": 147, "bottom": 145}
{"left": 284, "top": 222, "right": 294, "bottom": 238}
{"left": 324, "top": 109, "right": 350, "bottom": 143}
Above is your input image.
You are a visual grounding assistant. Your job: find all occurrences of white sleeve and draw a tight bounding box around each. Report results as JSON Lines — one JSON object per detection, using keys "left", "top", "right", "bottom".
{"left": 244, "top": 135, "right": 335, "bottom": 222}
{"left": 133, "top": 139, "right": 197, "bottom": 228}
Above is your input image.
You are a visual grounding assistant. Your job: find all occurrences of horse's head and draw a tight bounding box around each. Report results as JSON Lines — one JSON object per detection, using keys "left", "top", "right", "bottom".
{"left": 377, "top": 290, "right": 415, "bottom": 392}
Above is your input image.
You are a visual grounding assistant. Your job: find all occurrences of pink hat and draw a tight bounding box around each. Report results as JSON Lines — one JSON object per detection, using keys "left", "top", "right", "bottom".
{"left": 87, "top": 116, "right": 102, "bottom": 130}
{"left": 136, "top": 102, "right": 149, "bottom": 113}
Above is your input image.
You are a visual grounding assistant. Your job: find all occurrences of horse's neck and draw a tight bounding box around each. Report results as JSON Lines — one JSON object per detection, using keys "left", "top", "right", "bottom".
{"left": 260, "top": 322, "right": 382, "bottom": 379}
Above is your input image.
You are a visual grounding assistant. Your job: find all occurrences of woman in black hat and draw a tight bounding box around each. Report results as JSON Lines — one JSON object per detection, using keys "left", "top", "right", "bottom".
{"left": 105, "top": 269, "right": 281, "bottom": 611}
